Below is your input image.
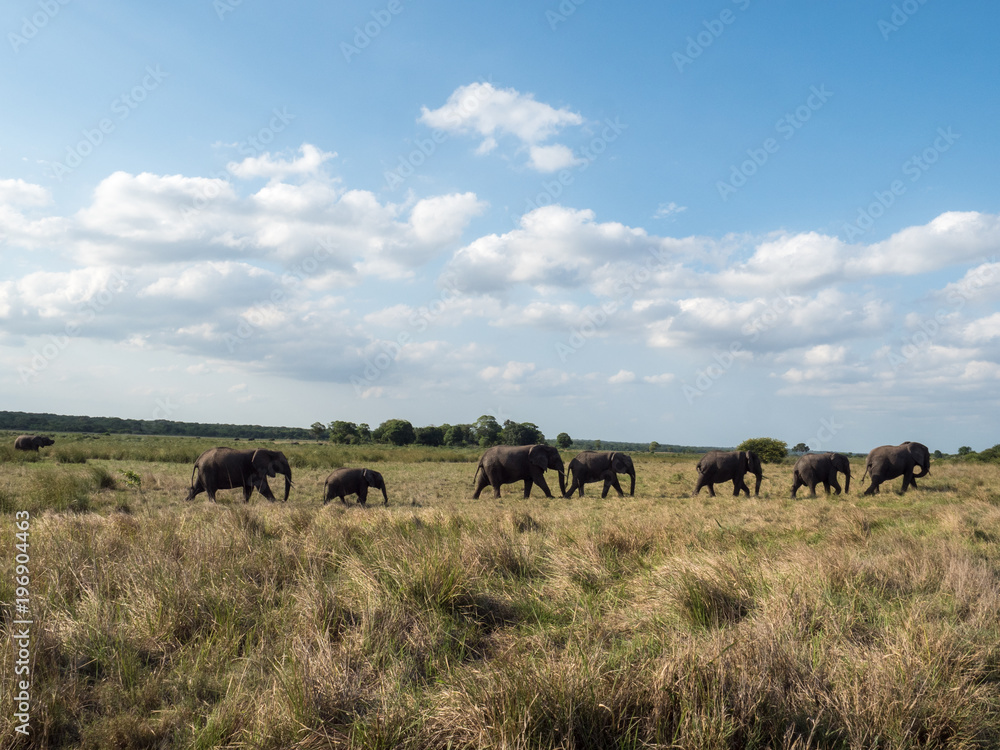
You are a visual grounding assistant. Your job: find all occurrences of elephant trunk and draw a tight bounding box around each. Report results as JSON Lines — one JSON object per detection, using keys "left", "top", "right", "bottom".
{"left": 628, "top": 470, "right": 636, "bottom": 496}
{"left": 282, "top": 471, "right": 292, "bottom": 502}
{"left": 753, "top": 472, "right": 762, "bottom": 496}
{"left": 844, "top": 466, "right": 851, "bottom": 493}
{"left": 913, "top": 460, "right": 929, "bottom": 479}
{"left": 558, "top": 469, "right": 566, "bottom": 497}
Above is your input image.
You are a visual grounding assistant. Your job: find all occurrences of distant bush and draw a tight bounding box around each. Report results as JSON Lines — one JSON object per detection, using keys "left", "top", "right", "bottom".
{"left": 736, "top": 437, "right": 788, "bottom": 464}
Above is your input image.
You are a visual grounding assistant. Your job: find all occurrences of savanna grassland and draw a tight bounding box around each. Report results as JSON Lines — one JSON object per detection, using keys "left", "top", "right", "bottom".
{"left": 3, "top": 434, "right": 1000, "bottom": 749}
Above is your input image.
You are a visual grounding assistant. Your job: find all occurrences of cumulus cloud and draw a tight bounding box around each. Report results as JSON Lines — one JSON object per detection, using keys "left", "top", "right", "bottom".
{"left": 419, "top": 82, "right": 584, "bottom": 171}
{"left": 608, "top": 369, "right": 636, "bottom": 384}
{"left": 227, "top": 144, "right": 336, "bottom": 181}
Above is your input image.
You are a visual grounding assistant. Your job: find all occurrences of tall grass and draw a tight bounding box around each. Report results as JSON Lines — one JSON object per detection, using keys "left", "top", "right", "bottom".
{"left": 0, "top": 450, "right": 999, "bottom": 747}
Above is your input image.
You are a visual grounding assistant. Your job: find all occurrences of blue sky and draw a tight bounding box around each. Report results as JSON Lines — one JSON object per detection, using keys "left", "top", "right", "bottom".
{"left": 2, "top": 0, "right": 999, "bottom": 453}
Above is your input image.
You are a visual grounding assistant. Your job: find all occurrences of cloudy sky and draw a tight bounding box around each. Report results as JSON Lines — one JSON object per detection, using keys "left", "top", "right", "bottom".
{"left": 2, "top": 1, "right": 999, "bottom": 452}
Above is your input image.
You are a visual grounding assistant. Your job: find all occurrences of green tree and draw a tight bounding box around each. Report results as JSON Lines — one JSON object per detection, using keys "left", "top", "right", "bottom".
{"left": 310, "top": 421, "right": 327, "bottom": 440}
{"left": 737, "top": 437, "right": 788, "bottom": 463}
{"left": 648, "top": 441, "right": 660, "bottom": 453}
{"left": 328, "top": 421, "right": 359, "bottom": 444}
{"left": 500, "top": 420, "right": 545, "bottom": 446}
{"left": 415, "top": 425, "right": 444, "bottom": 446}
{"left": 444, "top": 424, "right": 473, "bottom": 446}
{"left": 958, "top": 446, "right": 973, "bottom": 456}
{"left": 792, "top": 442, "right": 809, "bottom": 453}
{"left": 473, "top": 415, "right": 502, "bottom": 448}
{"left": 373, "top": 419, "right": 416, "bottom": 446}
{"left": 593, "top": 439, "right": 601, "bottom": 450}
{"left": 556, "top": 432, "right": 573, "bottom": 449}
{"left": 357, "top": 423, "right": 372, "bottom": 443}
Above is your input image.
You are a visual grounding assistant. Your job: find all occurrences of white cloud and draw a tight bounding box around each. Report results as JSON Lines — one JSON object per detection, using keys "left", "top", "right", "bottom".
{"left": 654, "top": 202, "right": 687, "bottom": 219}
{"left": 420, "top": 82, "right": 583, "bottom": 145}
{"left": 528, "top": 144, "right": 579, "bottom": 172}
{"left": 608, "top": 369, "right": 636, "bottom": 384}
{"left": 419, "top": 82, "right": 584, "bottom": 170}
{"left": 0, "top": 178, "right": 50, "bottom": 206}
{"left": 643, "top": 373, "right": 676, "bottom": 385}
{"left": 227, "top": 144, "right": 336, "bottom": 181}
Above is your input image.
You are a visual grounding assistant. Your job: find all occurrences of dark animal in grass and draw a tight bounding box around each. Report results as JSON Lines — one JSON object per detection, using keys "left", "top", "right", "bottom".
{"left": 861, "top": 441, "right": 930, "bottom": 495}
{"left": 15, "top": 435, "right": 55, "bottom": 451}
{"left": 323, "top": 467, "right": 388, "bottom": 506}
{"left": 564, "top": 450, "right": 636, "bottom": 498}
{"left": 693, "top": 450, "right": 763, "bottom": 497}
{"left": 185, "top": 447, "right": 292, "bottom": 502}
{"left": 472, "top": 444, "right": 566, "bottom": 499}
{"left": 791, "top": 452, "right": 852, "bottom": 497}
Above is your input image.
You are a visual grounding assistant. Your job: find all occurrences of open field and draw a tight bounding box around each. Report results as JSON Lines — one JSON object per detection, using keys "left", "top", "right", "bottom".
{"left": 3, "top": 436, "right": 1000, "bottom": 748}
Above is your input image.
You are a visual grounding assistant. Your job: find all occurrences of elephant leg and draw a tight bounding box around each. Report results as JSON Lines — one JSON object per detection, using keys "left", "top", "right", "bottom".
{"left": 565, "top": 475, "right": 581, "bottom": 497}
{"left": 830, "top": 475, "right": 842, "bottom": 495}
{"left": 358, "top": 486, "right": 368, "bottom": 505}
{"left": 605, "top": 472, "right": 624, "bottom": 498}
{"left": 472, "top": 477, "right": 486, "bottom": 499}
{"left": 243, "top": 483, "right": 253, "bottom": 503}
{"left": 693, "top": 475, "right": 707, "bottom": 496}
{"left": 533, "top": 473, "right": 554, "bottom": 498}
{"left": 522, "top": 479, "right": 533, "bottom": 498}
{"left": 790, "top": 473, "right": 803, "bottom": 498}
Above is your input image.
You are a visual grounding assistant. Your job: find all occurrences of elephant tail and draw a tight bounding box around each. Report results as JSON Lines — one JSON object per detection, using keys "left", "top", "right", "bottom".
{"left": 472, "top": 462, "right": 483, "bottom": 487}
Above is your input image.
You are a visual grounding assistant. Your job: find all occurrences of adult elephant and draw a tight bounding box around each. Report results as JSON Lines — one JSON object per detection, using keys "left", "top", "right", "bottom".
{"left": 791, "top": 452, "right": 851, "bottom": 497}
{"left": 694, "top": 450, "right": 762, "bottom": 497}
{"left": 323, "top": 467, "right": 388, "bottom": 506}
{"left": 185, "top": 447, "right": 292, "bottom": 503}
{"left": 862, "top": 441, "right": 930, "bottom": 495}
{"left": 472, "top": 444, "right": 566, "bottom": 499}
{"left": 565, "top": 451, "right": 636, "bottom": 498}
{"left": 15, "top": 435, "right": 55, "bottom": 451}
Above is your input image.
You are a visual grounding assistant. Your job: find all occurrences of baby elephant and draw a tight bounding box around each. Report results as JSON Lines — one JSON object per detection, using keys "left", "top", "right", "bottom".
{"left": 323, "top": 467, "right": 388, "bottom": 506}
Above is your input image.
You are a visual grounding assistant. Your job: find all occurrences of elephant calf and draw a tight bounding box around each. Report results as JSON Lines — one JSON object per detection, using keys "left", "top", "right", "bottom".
{"left": 694, "top": 450, "right": 763, "bottom": 497}
{"left": 15, "top": 435, "right": 55, "bottom": 451}
{"left": 565, "top": 450, "right": 636, "bottom": 498}
{"left": 791, "top": 452, "right": 851, "bottom": 497}
{"left": 323, "top": 467, "right": 388, "bottom": 506}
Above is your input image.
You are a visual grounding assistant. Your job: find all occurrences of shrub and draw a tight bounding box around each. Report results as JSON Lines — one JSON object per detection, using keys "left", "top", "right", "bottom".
{"left": 736, "top": 437, "right": 788, "bottom": 463}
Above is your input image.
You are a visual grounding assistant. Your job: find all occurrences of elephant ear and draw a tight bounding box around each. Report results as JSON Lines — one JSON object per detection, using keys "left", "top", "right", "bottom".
{"left": 528, "top": 445, "right": 548, "bottom": 469}
{"left": 739, "top": 451, "right": 750, "bottom": 473}
{"left": 363, "top": 468, "right": 375, "bottom": 485}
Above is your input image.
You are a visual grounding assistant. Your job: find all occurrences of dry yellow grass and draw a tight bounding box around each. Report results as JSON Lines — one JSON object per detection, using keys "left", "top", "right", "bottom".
{"left": 1, "top": 443, "right": 999, "bottom": 748}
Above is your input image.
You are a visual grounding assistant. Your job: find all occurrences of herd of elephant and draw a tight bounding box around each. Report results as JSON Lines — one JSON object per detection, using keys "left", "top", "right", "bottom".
{"left": 13, "top": 435, "right": 930, "bottom": 504}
